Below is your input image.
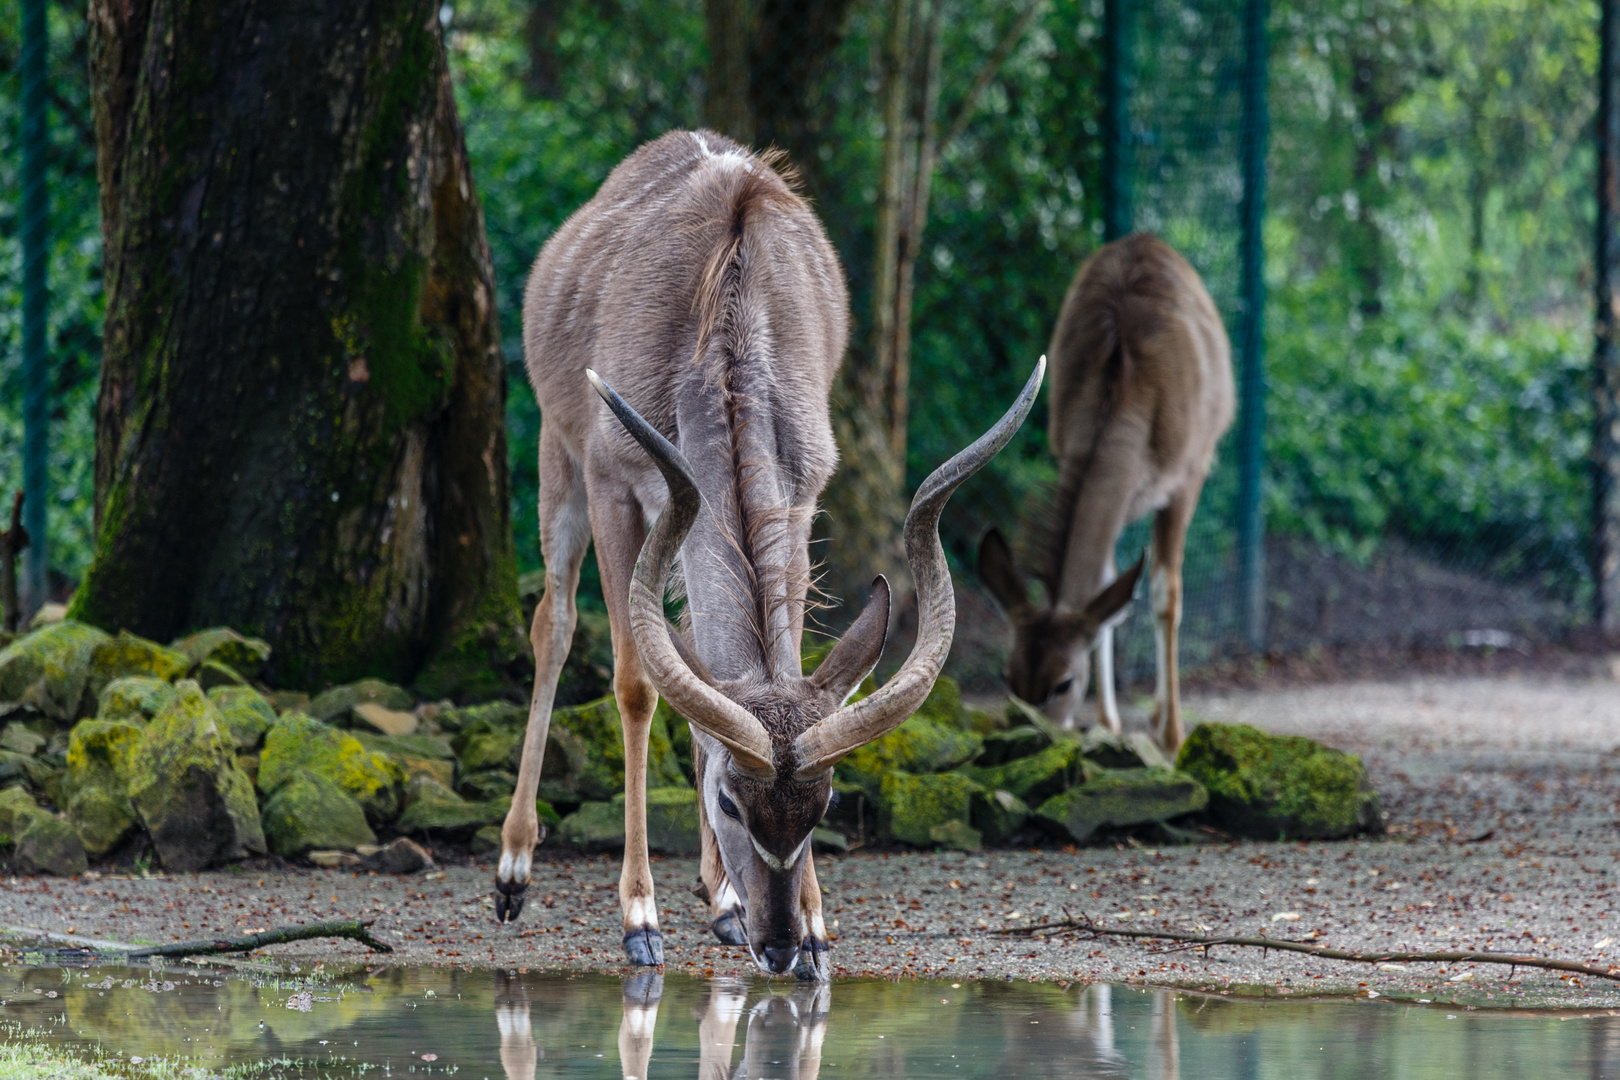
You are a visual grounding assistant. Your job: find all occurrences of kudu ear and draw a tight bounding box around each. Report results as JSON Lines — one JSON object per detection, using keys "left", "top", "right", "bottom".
{"left": 665, "top": 618, "right": 719, "bottom": 688}
{"left": 977, "top": 528, "right": 1033, "bottom": 617}
{"left": 1059, "top": 552, "right": 1146, "bottom": 644}
{"left": 808, "top": 577, "right": 890, "bottom": 704}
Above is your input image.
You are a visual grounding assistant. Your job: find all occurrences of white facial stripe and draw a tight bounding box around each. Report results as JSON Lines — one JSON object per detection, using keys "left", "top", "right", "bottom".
{"left": 749, "top": 833, "right": 807, "bottom": 874}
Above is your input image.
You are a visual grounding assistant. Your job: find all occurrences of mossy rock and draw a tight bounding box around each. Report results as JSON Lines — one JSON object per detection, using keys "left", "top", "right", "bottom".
{"left": 971, "top": 788, "right": 1031, "bottom": 845}
{"left": 0, "top": 621, "right": 112, "bottom": 720}
{"left": 912, "top": 676, "right": 967, "bottom": 729}
{"left": 1034, "top": 768, "right": 1209, "bottom": 843}
{"left": 964, "top": 741, "right": 1095, "bottom": 806}
{"left": 15, "top": 813, "right": 88, "bottom": 876}
{"left": 1080, "top": 728, "right": 1170, "bottom": 770}
{"left": 1176, "top": 722, "right": 1384, "bottom": 840}
{"left": 0, "top": 785, "right": 46, "bottom": 842}
{"left": 458, "top": 770, "right": 516, "bottom": 802}
{"left": 207, "top": 686, "right": 277, "bottom": 751}
{"left": 353, "top": 731, "right": 457, "bottom": 788}
{"left": 0, "top": 722, "right": 45, "bottom": 757}
{"left": 170, "top": 628, "right": 272, "bottom": 681}
{"left": 395, "top": 775, "right": 506, "bottom": 837}
{"left": 879, "top": 771, "right": 983, "bottom": 846}
{"left": 66, "top": 784, "right": 137, "bottom": 859}
{"left": 836, "top": 715, "right": 982, "bottom": 798}
{"left": 436, "top": 700, "right": 525, "bottom": 734}
{"left": 195, "top": 660, "right": 247, "bottom": 690}
{"left": 258, "top": 711, "right": 404, "bottom": 824}
{"left": 127, "top": 682, "right": 265, "bottom": 871}
{"left": 927, "top": 819, "right": 982, "bottom": 852}
{"left": 977, "top": 726, "right": 1052, "bottom": 766}
{"left": 261, "top": 770, "right": 377, "bottom": 857}
{"left": 97, "top": 677, "right": 178, "bottom": 725}
{"left": 557, "top": 799, "right": 624, "bottom": 851}
{"left": 307, "top": 679, "right": 415, "bottom": 725}
{"left": 545, "top": 694, "right": 687, "bottom": 802}
{"left": 454, "top": 726, "right": 521, "bottom": 774}
{"left": 86, "top": 630, "right": 191, "bottom": 703}
{"left": 63, "top": 718, "right": 143, "bottom": 822}
{"left": 645, "top": 786, "right": 701, "bottom": 855}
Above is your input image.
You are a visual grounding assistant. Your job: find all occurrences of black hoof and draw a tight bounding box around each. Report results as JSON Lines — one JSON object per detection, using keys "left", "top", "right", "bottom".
{"left": 710, "top": 909, "right": 747, "bottom": 946}
{"left": 623, "top": 926, "right": 665, "bottom": 966}
{"left": 494, "top": 877, "right": 528, "bottom": 924}
{"left": 792, "top": 936, "right": 830, "bottom": 982}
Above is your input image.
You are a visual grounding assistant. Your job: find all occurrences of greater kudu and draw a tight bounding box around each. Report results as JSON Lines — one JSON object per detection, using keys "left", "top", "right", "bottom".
{"left": 496, "top": 130, "right": 1040, "bottom": 978}
{"left": 978, "top": 233, "right": 1233, "bottom": 751}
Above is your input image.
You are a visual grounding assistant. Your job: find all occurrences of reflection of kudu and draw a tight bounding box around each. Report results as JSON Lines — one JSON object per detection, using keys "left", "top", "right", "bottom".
{"left": 626, "top": 976, "right": 830, "bottom": 1080}
{"left": 979, "top": 234, "right": 1233, "bottom": 751}
{"left": 494, "top": 971, "right": 537, "bottom": 1080}
{"left": 495, "top": 129, "right": 1040, "bottom": 977}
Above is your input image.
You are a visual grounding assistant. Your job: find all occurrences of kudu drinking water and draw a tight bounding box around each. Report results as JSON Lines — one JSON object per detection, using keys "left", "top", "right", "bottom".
{"left": 978, "top": 233, "right": 1233, "bottom": 752}
{"left": 496, "top": 130, "right": 1040, "bottom": 978}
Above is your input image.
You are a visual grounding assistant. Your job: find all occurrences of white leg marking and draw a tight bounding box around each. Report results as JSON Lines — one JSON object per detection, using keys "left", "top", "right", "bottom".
{"left": 495, "top": 1003, "right": 531, "bottom": 1039}
{"left": 624, "top": 895, "right": 660, "bottom": 929}
{"left": 623, "top": 1002, "right": 660, "bottom": 1039}
{"left": 715, "top": 881, "right": 741, "bottom": 913}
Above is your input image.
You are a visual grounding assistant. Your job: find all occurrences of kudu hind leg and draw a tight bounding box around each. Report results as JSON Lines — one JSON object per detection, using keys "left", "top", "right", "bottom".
{"left": 496, "top": 436, "right": 589, "bottom": 922}
{"left": 1150, "top": 482, "right": 1199, "bottom": 754}
{"left": 1093, "top": 556, "right": 1122, "bottom": 734}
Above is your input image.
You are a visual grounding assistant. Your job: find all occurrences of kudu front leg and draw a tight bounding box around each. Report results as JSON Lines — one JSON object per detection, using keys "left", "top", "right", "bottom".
{"left": 790, "top": 850, "right": 831, "bottom": 982}
{"left": 615, "top": 658, "right": 664, "bottom": 965}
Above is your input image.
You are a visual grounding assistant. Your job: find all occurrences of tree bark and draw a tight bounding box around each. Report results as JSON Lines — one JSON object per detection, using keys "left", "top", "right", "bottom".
{"left": 77, "top": 0, "right": 523, "bottom": 695}
{"left": 704, "top": 0, "right": 752, "bottom": 142}
{"left": 749, "top": 0, "right": 859, "bottom": 200}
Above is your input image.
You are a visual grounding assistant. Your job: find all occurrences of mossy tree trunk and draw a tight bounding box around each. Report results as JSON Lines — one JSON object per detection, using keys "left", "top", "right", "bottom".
{"left": 76, "top": 0, "right": 524, "bottom": 696}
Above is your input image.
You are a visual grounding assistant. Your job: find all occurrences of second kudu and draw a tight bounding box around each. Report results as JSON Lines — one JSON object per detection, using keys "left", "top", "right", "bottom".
{"left": 978, "top": 233, "right": 1233, "bottom": 752}
{"left": 495, "top": 130, "right": 1039, "bottom": 978}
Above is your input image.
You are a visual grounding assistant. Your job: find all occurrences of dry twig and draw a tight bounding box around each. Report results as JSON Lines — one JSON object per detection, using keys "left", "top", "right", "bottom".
{"left": 120, "top": 919, "right": 393, "bottom": 958}
{"left": 996, "top": 913, "right": 1620, "bottom": 983}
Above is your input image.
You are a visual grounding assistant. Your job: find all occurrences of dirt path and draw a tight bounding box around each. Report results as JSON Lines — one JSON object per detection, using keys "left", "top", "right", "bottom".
{"left": 2, "top": 675, "right": 1617, "bottom": 1008}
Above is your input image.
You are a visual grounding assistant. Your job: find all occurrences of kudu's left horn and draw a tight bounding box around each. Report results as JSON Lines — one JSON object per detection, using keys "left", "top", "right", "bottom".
{"left": 586, "top": 368, "right": 776, "bottom": 780}
{"left": 792, "top": 356, "right": 1046, "bottom": 779}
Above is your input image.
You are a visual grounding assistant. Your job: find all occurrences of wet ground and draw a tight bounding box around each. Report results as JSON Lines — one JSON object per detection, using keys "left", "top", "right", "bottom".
{"left": 0, "top": 674, "right": 1616, "bottom": 1009}
{"left": 2, "top": 963, "right": 1619, "bottom": 1078}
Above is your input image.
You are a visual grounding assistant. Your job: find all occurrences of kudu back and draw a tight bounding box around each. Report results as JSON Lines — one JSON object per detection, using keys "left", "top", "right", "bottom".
{"left": 497, "top": 130, "right": 1040, "bottom": 979}
{"left": 978, "top": 233, "right": 1233, "bottom": 751}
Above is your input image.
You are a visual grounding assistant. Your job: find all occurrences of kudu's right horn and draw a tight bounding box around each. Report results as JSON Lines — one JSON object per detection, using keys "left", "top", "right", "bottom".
{"left": 793, "top": 355, "right": 1046, "bottom": 779}
{"left": 586, "top": 368, "right": 776, "bottom": 780}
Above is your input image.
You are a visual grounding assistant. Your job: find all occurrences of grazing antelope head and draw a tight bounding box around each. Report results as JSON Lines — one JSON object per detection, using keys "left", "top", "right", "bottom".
{"left": 977, "top": 528, "right": 1143, "bottom": 728}
{"left": 590, "top": 359, "right": 1042, "bottom": 975}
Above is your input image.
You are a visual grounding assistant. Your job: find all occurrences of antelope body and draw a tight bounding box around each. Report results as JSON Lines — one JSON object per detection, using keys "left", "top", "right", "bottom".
{"left": 979, "top": 233, "right": 1233, "bottom": 751}
{"left": 497, "top": 130, "right": 1038, "bottom": 979}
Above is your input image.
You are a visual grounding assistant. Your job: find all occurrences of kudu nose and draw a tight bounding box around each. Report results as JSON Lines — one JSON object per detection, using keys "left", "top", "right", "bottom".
{"left": 760, "top": 942, "right": 799, "bottom": 974}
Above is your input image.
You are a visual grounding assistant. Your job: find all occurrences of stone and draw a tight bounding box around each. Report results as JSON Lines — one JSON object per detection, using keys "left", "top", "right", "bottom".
{"left": 206, "top": 686, "right": 277, "bottom": 751}
{"left": 307, "top": 679, "right": 415, "bottom": 725}
{"left": 395, "top": 776, "right": 505, "bottom": 837}
{"left": 27, "top": 602, "right": 66, "bottom": 630}
{"left": 67, "top": 785, "right": 137, "bottom": 858}
{"left": 977, "top": 726, "right": 1052, "bottom": 766}
{"left": 128, "top": 682, "right": 265, "bottom": 871}
{"left": 0, "top": 722, "right": 45, "bottom": 757}
{"left": 193, "top": 659, "right": 247, "bottom": 690}
{"left": 964, "top": 741, "right": 1094, "bottom": 806}
{"left": 15, "top": 813, "right": 88, "bottom": 876}
{"left": 258, "top": 712, "right": 404, "bottom": 824}
{"left": 261, "top": 770, "right": 377, "bottom": 857}
{"left": 972, "top": 788, "right": 1030, "bottom": 845}
{"left": 1034, "top": 768, "right": 1209, "bottom": 843}
{"left": 61, "top": 718, "right": 144, "bottom": 857}
{"left": 470, "top": 825, "right": 502, "bottom": 856}
{"left": 353, "top": 702, "right": 419, "bottom": 736}
{"left": 0, "top": 621, "right": 112, "bottom": 720}
{"left": 353, "top": 731, "right": 457, "bottom": 789}
{"left": 879, "top": 771, "right": 983, "bottom": 846}
{"left": 170, "top": 628, "right": 273, "bottom": 681}
{"left": 557, "top": 799, "right": 624, "bottom": 851}
{"left": 542, "top": 695, "right": 687, "bottom": 803}
{"left": 435, "top": 700, "right": 525, "bottom": 734}
{"left": 454, "top": 726, "right": 521, "bottom": 774}
{"left": 0, "top": 786, "right": 46, "bottom": 841}
{"left": 928, "top": 819, "right": 983, "bottom": 852}
{"left": 86, "top": 630, "right": 191, "bottom": 702}
{"left": 645, "top": 786, "right": 701, "bottom": 855}
{"left": 1176, "top": 722, "right": 1384, "bottom": 840}
{"left": 308, "top": 849, "right": 363, "bottom": 869}
{"left": 961, "top": 705, "right": 1004, "bottom": 736}
{"left": 1081, "top": 728, "right": 1171, "bottom": 770}
{"left": 96, "top": 677, "right": 178, "bottom": 725}
{"left": 912, "top": 676, "right": 967, "bottom": 728}
{"left": 836, "top": 716, "right": 983, "bottom": 798}
{"left": 265, "top": 690, "right": 310, "bottom": 713}
{"left": 358, "top": 836, "right": 433, "bottom": 873}
{"left": 458, "top": 770, "right": 516, "bottom": 803}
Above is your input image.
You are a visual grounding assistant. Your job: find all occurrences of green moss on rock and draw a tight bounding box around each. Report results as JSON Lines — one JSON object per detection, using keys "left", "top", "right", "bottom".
{"left": 0, "top": 621, "right": 112, "bottom": 720}
{"left": 971, "top": 788, "right": 1031, "bottom": 844}
{"left": 458, "top": 770, "right": 516, "bottom": 802}
{"left": 1176, "top": 722, "right": 1384, "bottom": 840}
{"left": 395, "top": 775, "right": 505, "bottom": 837}
{"left": 96, "top": 677, "right": 178, "bottom": 725}
{"left": 207, "top": 686, "right": 277, "bottom": 750}
{"left": 127, "top": 682, "right": 265, "bottom": 871}
{"left": 0, "top": 786, "right": 45, "bottom": 842}
{"left": 1081, "top": 728, "right": 1171, "bottom": 770}
{"left": 262, "top": 770, "right": 377, "bottom": 856}
{"left": 454, "top": 726, "right": 521, "bottom": 774}
{"left": 645, "top": 786, "right": 700, "bottom": 855}
{"left": 964, "top": 741, "right": 1094, "bottom": 805}
{"left": 170, "top": 628, "right": 272, "bottom": 680}
{"left": 15, "top": 813, "right": 88, "bottom": 876}
{"left": 977, "top": 726, "right": 1052, "bottom": 766}
{"left": 545, "top": 695, "right": 687, "bottom": 801}
{"left": 86, "top": 631, "right": 191, "bottom": 703}
{"left": 927, "top": 819, "right": 982, "bottom": 852}
{"left": 837, "top": 716, "right": 982, "bottom": 798}
{"left": 557, "top": 799, "right": 623, "bottom": 850}
{"left": 879, "top": 771, "right": 983, "bottom": 846}
{"left": 258, "top": 711, "right": 404, "bottom": 823}
{"left": 195, "top": 659, "right": 247, "bottom": 690}
{"left": 66, "top": 785, "right": 137, "bottom": 859}
{"left": 307, "top": 679, "right": 415, "bottom": 725}
{"left": 1035, "top": 768, "right": 1209, "bottom": 843}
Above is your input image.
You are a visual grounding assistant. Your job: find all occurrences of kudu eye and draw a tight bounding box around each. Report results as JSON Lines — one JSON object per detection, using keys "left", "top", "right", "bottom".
{"left": 717, "top": 791, "right": 742, "bottom": 821}
{"left": 1052, "top": 678, "right": 1074, "bottom": 698}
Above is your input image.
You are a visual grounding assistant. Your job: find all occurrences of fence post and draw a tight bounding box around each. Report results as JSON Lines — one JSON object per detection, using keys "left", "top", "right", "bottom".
{"left": 1595, "top": 0, "right": 1620, "bottom": 634}
{"left": 1236, "top": 0, "right": 1268, "bottom": 650}
{"left": 20, "top": 0, "right": 49, "bottom": 619}
{"left": 1102, "top": 0, "right": 1132, "bottom": 241}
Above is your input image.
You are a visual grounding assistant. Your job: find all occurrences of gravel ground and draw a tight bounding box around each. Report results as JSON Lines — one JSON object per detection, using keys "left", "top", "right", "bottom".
{"left": 2, "top": 674, "right": 1617, "bottom": 1009}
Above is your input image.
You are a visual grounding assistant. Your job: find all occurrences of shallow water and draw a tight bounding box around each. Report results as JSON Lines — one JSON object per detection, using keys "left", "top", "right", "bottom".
{"left": 0, "top": 962, "right": 1616, "bottom": 1078}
